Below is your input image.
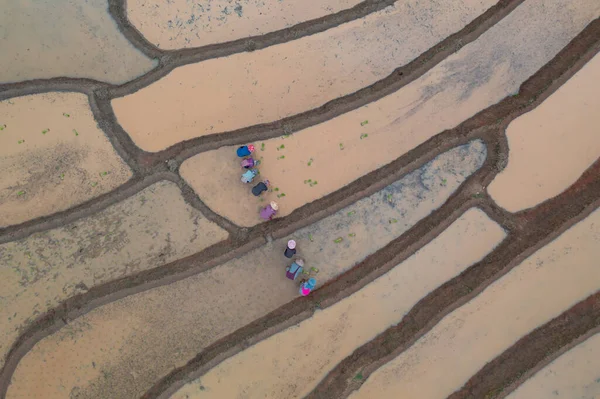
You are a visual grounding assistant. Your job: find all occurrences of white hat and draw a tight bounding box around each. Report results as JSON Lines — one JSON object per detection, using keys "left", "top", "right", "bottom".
{"left": 270, "top": 201, "right": 279, "bottom": 211}
{"left": 288, "top": 240, "right": 296, "bottom": 249}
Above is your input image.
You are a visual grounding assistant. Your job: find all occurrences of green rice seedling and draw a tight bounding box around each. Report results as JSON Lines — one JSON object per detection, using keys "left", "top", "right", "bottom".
{"left": 18, "top": 139, "right": 25, "bottom": 144}
{"left": 389, "top": 218, "right": 398, "bottom": 224}
{"left": 347, "top": 210, "right": 356, "bottom": 217}
{"left": 387, "top": 193, "right": 393, "bottom": 203}
{"left": 307, "top": 158, "right": 313, "bottom": 166}
{"left": 277, "top": 155, "right": 285, "bottom": 160}
{"left": 260, "top": 143, "right": 265, "bottom": 151}
{"left": 360, "top": 120, "right": 369, "bottom": 126}
{"left": 277, "top": 193, "right": 286, "bottom": 198}
{"left": 90, "top": 182, "right": 98, "bottom": 187}
{"left": 308, "top": 233, "right": 314, "bottom": 242}
{"left": 339, "top": 143, "right": 344, "bottom": 150}
{"left": 334, "top": 237, "right": 343, "bottom": 244}
{"left": 73, "top": 129, "right": 79, "bottom": 136}
{"left": 360, "top": 133, "right": 368, "bottom": 139}
{"left": 42, "top": 128, "right": 50, "bottom": 134}
{"left": 441, "top": 178, "right": 447, "bottom": 186}
{"left": 17, "top": 190, "right": 25, "bottom": 196}
{"left": 354, "top": 372, "right": 364, "bottom": 380}
{"left": 348, "top": 233, "right": 356, "bottom": 238}
{"left": 99, "top": 171, "right": 109, "bottom": 177}
{"left": 63, "top": 112, "right": 70, "bottom": 117}
{"left": 0, "top": 124, "right": 6, "bottom": 131}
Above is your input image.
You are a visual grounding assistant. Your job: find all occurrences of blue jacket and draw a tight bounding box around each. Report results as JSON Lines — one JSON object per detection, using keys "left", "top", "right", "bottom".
{"left": 237, "top": 146, "right": 251, "bottom": 157}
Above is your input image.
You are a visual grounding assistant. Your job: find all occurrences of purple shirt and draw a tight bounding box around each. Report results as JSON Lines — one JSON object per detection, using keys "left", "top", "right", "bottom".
{"left": 241, "top": 158, "right": 255, "bottom": 169}
{"left": 260, "top": 205, "right": 277, "bottom": 220}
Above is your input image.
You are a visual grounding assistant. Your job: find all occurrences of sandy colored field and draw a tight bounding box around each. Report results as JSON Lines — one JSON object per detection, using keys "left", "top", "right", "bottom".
{"left": 507, "top": 333, "right": 600, "bottom": 399}
{"left": 348, "top": 208, "right": 600, "bottom": 399}
{"left": 182, "top": 0, "right": 600, "bottom": 226}
{"left": 172, "top": 208, "right": 506, "bottom": 399}
{"left": 488, "top": 53, "right": 600, "bottom": 212}
{"left": 0, "top": 93, "right": 132, "bottom": 227}
{"left": 113, "top": 0, "right": 495, "bottom": 152}
{"left": 127, "top": 0, "right": 363, "bottom": 49}
{"left": 0, "top": 0, "right": 156, "bottom": 84}
{"left": 6, "top": 143, "right": 485, "bottom": 399}
{"left": 0, "top": 180, "right": 227, "bottom": 370}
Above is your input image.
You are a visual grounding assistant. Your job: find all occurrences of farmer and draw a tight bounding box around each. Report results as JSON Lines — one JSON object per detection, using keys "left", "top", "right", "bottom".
{"left": 251, "top": 180, "right": 270, "bottom": 196}
{"left": 285, "top": 259, "right": 304, "bottom": 281}
{"left": 241, "top": 169, "right": 259, "bottom": 184}
{"left": 284, "top": 240, "right": 297, "bottom": 258}
{"left": 236, "top": 144, "right": 255, "bottom": 158}
{"left": 241, "top": 157, "right": 260, "bottom": 169}
{"left": 299, "top": 278, "right": 316, "bottom": 296}
{"left": 260, "top": 201, "right": 278, "bottom": 221}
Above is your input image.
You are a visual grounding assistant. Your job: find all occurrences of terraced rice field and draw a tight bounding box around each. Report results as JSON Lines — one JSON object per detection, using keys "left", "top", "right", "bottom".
{"left": 1, "top": 1, "right": 599, "bottom": 399}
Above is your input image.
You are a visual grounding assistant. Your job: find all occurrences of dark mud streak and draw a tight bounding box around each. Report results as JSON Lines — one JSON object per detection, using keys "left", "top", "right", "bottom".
{"left": 163, "top": 172, "right": 243, "bottom": 238}
{"left": 88, "top": 91, "right": 144, "bottom": 174}
{"left": 0, "top": 78, "right": 107, "bottom": 101}
{"left": 0, "top": 174, "right": 150, "bottom": 245}
{"left": 107, "top": 0, "right": 164, "bottom": 59}
{"left": 496, "top": 325, "right": 600, "bottom": 399}
{"left": 123, "top": 0, "right": 527, "bottom": 167}
{"left": 448, "top": 293, "right": 600, "bottom": 399}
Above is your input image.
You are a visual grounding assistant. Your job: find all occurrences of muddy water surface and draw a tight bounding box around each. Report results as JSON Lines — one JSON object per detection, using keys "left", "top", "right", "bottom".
{"left": 114, "top": 0, "right": 495, "bottom": 151}
{"left": 0, "top": 93, "right": 132, "bottom": 227}
{"left": 182, "top": 0, "right": 600, "bottom": 226}
{"left": 507, "top": 333, "right": 600, "bottom": 399}
{"left": 127, "top": 0, "right": 362, "bottom": 49}
{"left": 171, "top": 208, "right": 506, "bottom": 399}
{"left": 7, "top": 142, "right": 485, "bottom": 399}
{"left": 0, "top": 181, "right": 227, "bottom": 371}
{"left": 1, "top": 0, "right": 156, "bottom": 84}
{"left": 348, "top": 208, "right": 600, "bottom": 399}
{"left": 489, "top": 52, "right": 600, "bottom": 212}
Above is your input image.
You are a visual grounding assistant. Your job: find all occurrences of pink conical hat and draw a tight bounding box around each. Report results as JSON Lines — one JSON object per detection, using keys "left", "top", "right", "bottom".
{"left": 248, "top": 144, "right": 255, "bottom": 152}
{"left": 288, "top": 240, "right": 296, "bottom": 249}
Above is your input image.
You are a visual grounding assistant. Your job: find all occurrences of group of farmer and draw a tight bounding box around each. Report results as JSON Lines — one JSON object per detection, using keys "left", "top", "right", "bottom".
{"left": 283, "top": 239, "right": 318, "bottom": 296}
{"left": 236, "top": 144, "right": 279, "bottom": 221}
{"left": 237, "top": 145, "right": 318, "bottom": 296}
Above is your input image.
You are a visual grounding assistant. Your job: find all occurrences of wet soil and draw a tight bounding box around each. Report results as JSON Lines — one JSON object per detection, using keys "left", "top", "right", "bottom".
{"left": 113, "top": 0, "right": 494, "bottom": 151}
{"left": 170, "top": 208, "right": 506, "bottom": 399}
{"left": 126, "top": 0, "right": 363, "bottom": 49}
{"left": 489, "top": 52, "right": 600, "bottom": 212}
{"left": 0, "top": 1, "right": 598, "bottom": 398}
{"left": 348, "top": 207, "right": 600, "bottom": 399}
{"left": 449, "top": 294, "right": 600, "bottom": 399}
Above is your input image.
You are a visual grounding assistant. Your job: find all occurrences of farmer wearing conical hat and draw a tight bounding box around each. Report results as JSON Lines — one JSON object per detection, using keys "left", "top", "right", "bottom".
{"left": 260, "top": 201, "right": 278, "bottom": 221}
{"left": 284, "top": 239, "right": 297, "bottom": 258}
